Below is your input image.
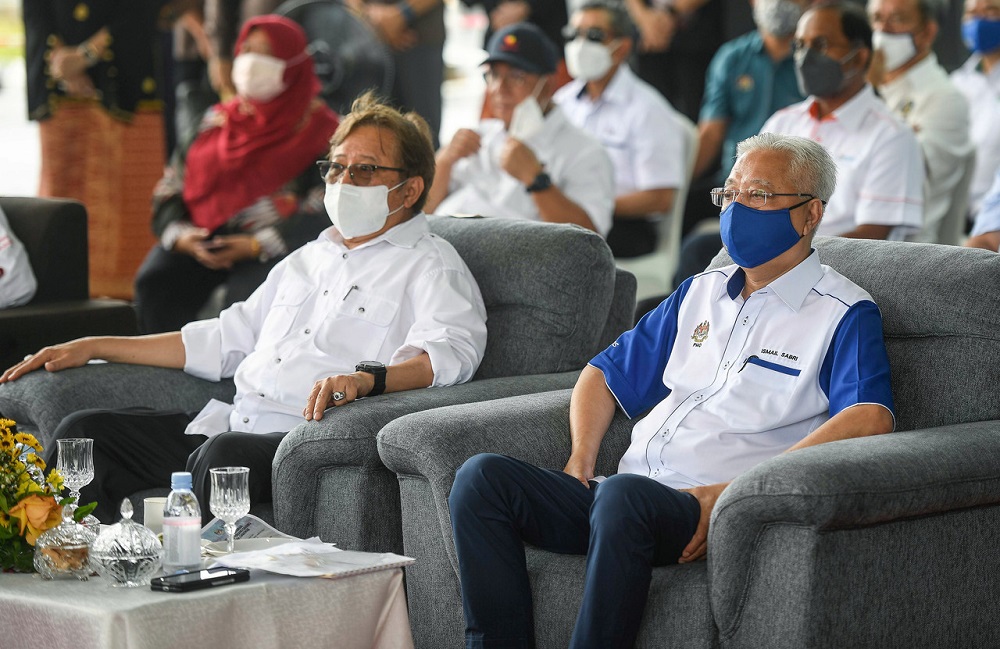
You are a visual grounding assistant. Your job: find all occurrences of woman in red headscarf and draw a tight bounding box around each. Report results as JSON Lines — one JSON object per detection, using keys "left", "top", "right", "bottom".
{"left": 135, "top": 15, "right": 339, "bottom": 334}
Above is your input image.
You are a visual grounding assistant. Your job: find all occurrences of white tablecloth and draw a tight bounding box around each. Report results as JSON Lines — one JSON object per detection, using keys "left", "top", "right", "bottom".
{"left": 0, "top": 568, "right": 413, "bottom": 649}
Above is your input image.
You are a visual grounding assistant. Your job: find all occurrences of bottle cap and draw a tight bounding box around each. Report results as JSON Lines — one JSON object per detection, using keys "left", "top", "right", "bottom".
{"left": 170, "top": 472, "right": 193, "bottom": 490}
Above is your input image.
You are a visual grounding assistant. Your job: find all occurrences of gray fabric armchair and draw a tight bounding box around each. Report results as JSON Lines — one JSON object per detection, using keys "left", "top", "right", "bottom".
{"left": 0, "top": 216, "right": 635, "bottom": 552}
{"left": 378, "top": 237, "right": 1000, "bottom": 649}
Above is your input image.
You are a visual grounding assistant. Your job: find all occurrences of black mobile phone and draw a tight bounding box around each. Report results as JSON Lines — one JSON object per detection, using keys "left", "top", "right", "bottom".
{"left": 150, "top": 567, "right": 250, "bottom": 593}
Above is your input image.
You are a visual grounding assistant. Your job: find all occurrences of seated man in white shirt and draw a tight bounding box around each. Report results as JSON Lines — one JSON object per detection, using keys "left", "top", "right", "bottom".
{"left": 0, "top": 205, "right": 37, "bottom": 309}
{"left": 555, "top": 0, "right": 689, "bottom": 257}
{"left": 424, "top": 22, "right": 615, "bottom": 236}
{"left": 951, "top": 0, "right": 1000, "bottom": 220}
{"left": 867, "top": 0, "right": 972, "bottom": 243}
{"left": 0, "top": 92, "right": 488, "bottom": 523}
{"left": 761, "top": 1, "right": 924, "bottom": 240}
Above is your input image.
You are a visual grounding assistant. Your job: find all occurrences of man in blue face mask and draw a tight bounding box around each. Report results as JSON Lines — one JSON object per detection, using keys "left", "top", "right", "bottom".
{"left": 449, "top": 132, "right": 896, "bottom": 649}
{"left": 761, "top": 1, "right": 924, "bottom": 241}
{"left": 951, "top": 0, "right": 1000, "bottom": 220}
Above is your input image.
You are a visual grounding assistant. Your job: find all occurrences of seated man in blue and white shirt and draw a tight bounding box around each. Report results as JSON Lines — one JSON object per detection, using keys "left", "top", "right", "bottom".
{"left": 1, "top": 93, "right": 488, "bottom": 523}
{"left": 449, "top": 132, "right": 895, "bottom": 649}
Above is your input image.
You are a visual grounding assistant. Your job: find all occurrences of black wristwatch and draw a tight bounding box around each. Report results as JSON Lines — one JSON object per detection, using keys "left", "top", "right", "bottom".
{"left": 526, "top": 171, "right": 552, "bottom": 193}
{"left": 355, "top": 361, "right": 387, "bottom": 397}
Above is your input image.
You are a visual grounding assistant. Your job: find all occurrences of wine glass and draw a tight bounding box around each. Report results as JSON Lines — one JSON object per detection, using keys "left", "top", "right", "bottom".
{"left": 209, "top": 467, "right": 250, "bottom": 554}
{"left": 57, "top": 438, "right": 94, "bottom": 512}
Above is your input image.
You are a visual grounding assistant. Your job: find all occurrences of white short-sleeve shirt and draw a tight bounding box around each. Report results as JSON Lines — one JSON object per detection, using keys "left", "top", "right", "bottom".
{"left": 761, "top": 84, "right": 924, "bottom": 239}
{"left": 970, "top": 168, "right": 1000, "bottom": 236}
{"left": 180, "top": 214, "right": 488, "bottom": 437}
{"left": 554, "top": 65, "right": 687, "bottom": 200}
{"left": 0, "top": 206, "right": 37, "bottom": 309}
{"left": 951, "top": 54, "right": 1000, "bottom": 217}
{"left": 878, "top": 54, "right": 972, "bottom": 244}
{"left": 436, "top": 107, "right": 615, "bottom": 235}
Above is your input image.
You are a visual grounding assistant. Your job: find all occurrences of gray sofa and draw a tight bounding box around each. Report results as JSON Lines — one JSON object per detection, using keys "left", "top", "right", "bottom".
{"left": 378, "top": 237, "right": 1000, "bottom": 648}
{"left": 0, "top": 216, "right": 635, "bottom": 550}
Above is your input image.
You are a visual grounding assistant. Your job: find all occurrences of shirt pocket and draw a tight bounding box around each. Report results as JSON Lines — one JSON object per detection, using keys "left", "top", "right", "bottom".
{"left": 258, "top": 284, "right": 312, "bottom": 344}
{"left": 313, "top": 291, "right": 400, "bottom": 363}
{"left": 723, "top": 355, "right": 802, "bottom": 429}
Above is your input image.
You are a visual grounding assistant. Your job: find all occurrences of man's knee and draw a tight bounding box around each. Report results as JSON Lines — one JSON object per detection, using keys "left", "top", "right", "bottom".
{"left": 450, "top": 453, "right": 516, "bottom": 512}
{"left": 591, "top": 473, "right": 660, "bottom": 525}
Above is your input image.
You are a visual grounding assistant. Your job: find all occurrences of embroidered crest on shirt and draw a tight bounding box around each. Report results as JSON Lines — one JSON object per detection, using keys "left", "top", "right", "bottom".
{"left": 691, "top": 320, "right": 710, "bottom": 347}
{"left": 736, "top": 75, "right": 754, "bottom": 92}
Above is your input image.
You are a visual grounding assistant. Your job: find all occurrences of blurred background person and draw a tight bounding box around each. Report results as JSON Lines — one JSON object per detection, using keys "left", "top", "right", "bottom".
{"left": 555, "top": 0, "right": 690, "bottom": 257}
{"left": 867, "top": 0, "right": 972, "bottom": 244}
{"left": 133, "top": 15, "right": 339, "bottom": 334}
{"left": 951, "top": 0, "right": 1000, "bottom": 222}
{"left": 23, "top": 0, "right": 164, "bottom": 298}
{"left": 966, "top": 168, "right": 1000, "bottom": 251}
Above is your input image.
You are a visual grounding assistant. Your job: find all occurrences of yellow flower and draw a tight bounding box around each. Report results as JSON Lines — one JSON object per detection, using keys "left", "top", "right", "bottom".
{"left": 8, "top": 494, "right": 62, "bottom": 545}
{"left": 46, "top": 469, "right": 64, "bottom": 493}
{"left": 13, "top": 432, "right": 41, "bottom": 453}
{"left": 25, "top": 453, "right": 45, "bottom": 471}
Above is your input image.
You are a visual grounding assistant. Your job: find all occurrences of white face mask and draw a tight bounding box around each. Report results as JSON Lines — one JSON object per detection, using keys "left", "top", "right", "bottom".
{"left": 232, "top": 53, "right": 287, "bottom": 102}
{"left": 324, "top": 180, "right": 407, "bottom": 239}
{"left": 752, "top": 0, "right": 804, "bottom": 38}
{"left": 507, "top": 77, "right": 548, "bottom": 141}
{"left": 564, "top": 38, "right": 615, "bottom": 81}
{"left": 872, "top": 30, "right": 917, "bottom": 72}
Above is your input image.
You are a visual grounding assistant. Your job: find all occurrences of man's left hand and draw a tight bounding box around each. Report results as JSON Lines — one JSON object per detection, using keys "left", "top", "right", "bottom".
{"left": 678, "top": 482, "right": 728, "bottom": 563}
{"left": 303, "top": 371, "right": 375, "bottom": 421}
{"left": 500, "top": 138, "right": 543, "bottom": 186}
{"left": 365, "top": 4, "right": 418, "bottom": 51}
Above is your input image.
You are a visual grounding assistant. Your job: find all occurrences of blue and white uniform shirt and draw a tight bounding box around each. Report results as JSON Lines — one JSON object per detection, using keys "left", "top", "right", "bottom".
{"left": 591, "top": 250, "right": 894, "bottom": 489}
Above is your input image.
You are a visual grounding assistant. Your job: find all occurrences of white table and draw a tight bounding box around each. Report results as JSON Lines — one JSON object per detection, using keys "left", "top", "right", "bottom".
{"left": 0, "top": 567, "right": 413, "bottom": 649}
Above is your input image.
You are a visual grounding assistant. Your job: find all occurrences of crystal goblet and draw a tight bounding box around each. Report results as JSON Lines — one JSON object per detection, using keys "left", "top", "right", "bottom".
{"left": 209, "top": 467, "right": 250, "bottom": 554}
{"left": 56, "top": 438, "right": 94, "bottom": 512}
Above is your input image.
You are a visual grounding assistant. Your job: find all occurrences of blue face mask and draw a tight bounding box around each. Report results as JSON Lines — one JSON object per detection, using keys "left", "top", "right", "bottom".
{"left": 962, "top": 18, "right": 1000, "bottom": 54}
{"left": 720, "top": 200, "right": 809, "bottom": 268}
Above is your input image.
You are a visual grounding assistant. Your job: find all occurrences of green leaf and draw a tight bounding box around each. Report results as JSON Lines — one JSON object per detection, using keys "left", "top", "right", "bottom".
{"left": 73, "top": 501, "right": 98, "bottom": 521}
{"left": 58, "top": 497, "right": 74, "bottom": 506}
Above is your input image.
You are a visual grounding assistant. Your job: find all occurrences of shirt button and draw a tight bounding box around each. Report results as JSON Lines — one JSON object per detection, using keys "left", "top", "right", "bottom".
{"left": 258, "top": 393, "right": 264, "bottom": 398}
{"left": 304, "top": 328, "right": 311, "bottom": 334}
{"left": 342, "top": 253, "right": 348, "bottom": 259}
{"left": 357, "top": 307, "right": 365, "bottom": 314}
{"left": 695, "top": 395, "right": 703, "bottom": 400}
{"left": 242, "top": 417, "right": 249, "bottom": 424}
{"left": 275, "top": 358, "right": 281, "bottom": 364}
{"left": 323, "top": 290, "right": 329, "bottom": 296}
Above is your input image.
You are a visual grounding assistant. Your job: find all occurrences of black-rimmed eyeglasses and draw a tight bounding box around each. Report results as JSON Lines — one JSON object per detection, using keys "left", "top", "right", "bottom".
{"left": 317, "top": 160, "right": 407, "bottom": 186}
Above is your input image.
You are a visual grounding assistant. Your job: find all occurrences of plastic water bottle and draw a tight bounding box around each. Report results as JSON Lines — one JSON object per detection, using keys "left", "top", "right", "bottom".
{"left": 162, "top": 471, "right": 202, "bottom": 573}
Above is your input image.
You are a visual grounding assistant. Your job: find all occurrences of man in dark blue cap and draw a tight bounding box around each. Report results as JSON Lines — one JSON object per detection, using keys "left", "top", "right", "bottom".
{"left": 425, "top": 22, "right": 614, "bottom": 236}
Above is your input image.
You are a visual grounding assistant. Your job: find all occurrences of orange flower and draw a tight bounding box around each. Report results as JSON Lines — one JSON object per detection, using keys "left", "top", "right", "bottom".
{"left": 9, "top": 494, "right": 62, "bottom": 545}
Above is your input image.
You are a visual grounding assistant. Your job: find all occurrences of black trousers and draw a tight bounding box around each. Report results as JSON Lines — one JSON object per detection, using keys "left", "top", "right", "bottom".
{"left": 45, "top": 407, "right": 285, "bottom": 525}
{"left": 133, "top": 245, "right": 277, "bottom": 334}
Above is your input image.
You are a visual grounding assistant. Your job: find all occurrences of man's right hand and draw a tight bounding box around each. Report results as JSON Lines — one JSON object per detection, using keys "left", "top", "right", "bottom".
{"left": 436, "top": 129, "right": 481, "bottom": 167}
{"left": 634, "top": 6, "right": 677, "bottom": 53}
{"left": 563, "top": 454, "right": 596, "bottom": 488}
{"left": 0, "top": 339, "right": 95, "bottom": 383}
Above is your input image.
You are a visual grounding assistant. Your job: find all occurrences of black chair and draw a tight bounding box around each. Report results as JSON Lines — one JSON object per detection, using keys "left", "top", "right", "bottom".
{"left": 0, "top": 197, "right": 138, "bottom": 369}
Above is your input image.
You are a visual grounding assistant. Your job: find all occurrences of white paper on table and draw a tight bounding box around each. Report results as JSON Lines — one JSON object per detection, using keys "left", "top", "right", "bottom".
{"left": 212, "top": 537, "right": 415, "bottom": 579}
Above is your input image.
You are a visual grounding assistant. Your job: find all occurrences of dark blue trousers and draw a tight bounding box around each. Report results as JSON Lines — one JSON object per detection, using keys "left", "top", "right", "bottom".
{"left": 449, "top": 453, "right": 702, "bottom": 649}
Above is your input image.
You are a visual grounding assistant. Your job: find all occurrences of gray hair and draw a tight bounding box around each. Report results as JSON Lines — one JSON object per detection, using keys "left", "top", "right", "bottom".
{"left": 576, "top": 0, "right": 635, "bottom": 39}
{"left": 735, "top": 133, "right": 838, "bottom": 204}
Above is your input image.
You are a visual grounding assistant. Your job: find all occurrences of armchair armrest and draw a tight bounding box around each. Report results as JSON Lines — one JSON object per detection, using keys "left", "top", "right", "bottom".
{"left": 0, "top": 364, "right": 235, "bottom": 445}
{"left": 378, "top": 388, "right": 637, "bottom": 569}
{"left": 710, "top": 421, "right": 1000, "bottom": 648}
{"left": 272, "top": 370, "right": 588, "bottom": 549}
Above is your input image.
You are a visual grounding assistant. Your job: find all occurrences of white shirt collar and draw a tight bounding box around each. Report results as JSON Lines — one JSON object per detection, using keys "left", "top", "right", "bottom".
{"left": 324, "top": 212, "right": 429, "bottom": 252}
{"left": 719, "top": 249, "right": 824, "bottom": 311}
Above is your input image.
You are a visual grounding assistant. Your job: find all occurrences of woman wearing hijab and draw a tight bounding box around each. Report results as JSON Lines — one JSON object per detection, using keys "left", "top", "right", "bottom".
{"left": 135, "top": 15, "right": 339, "bottom": 334}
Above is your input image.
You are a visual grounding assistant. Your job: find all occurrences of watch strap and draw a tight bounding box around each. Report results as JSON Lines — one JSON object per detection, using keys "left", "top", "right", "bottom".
{"left": 355, "top": 362, "right": 387, "bottom": 397}
{"left": 526, "top": 171, "right": 552, "bottom": 193}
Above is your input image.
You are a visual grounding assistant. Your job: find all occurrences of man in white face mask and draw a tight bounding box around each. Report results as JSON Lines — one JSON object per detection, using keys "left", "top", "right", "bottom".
{"left": 554, "top": 0, "right": 690, "bottom": 258}
{"left": 425, "top": 22, "right": 614, "bottom": 236}
{"left": 1, "top": 92, "right": 487, "bottom": 524}
{"left": 867, "top": 0, "right": 973, "bottom": 243}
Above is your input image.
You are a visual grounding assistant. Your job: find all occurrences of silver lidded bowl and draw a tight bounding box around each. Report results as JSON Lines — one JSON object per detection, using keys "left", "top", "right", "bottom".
{"left": 91, "top": 499, "right": 164, "bottom": 587}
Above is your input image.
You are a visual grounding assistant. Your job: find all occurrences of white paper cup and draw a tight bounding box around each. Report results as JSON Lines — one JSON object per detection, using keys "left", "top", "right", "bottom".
{"left": 143, "top": 497, "right": 167, "bottom": 535}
